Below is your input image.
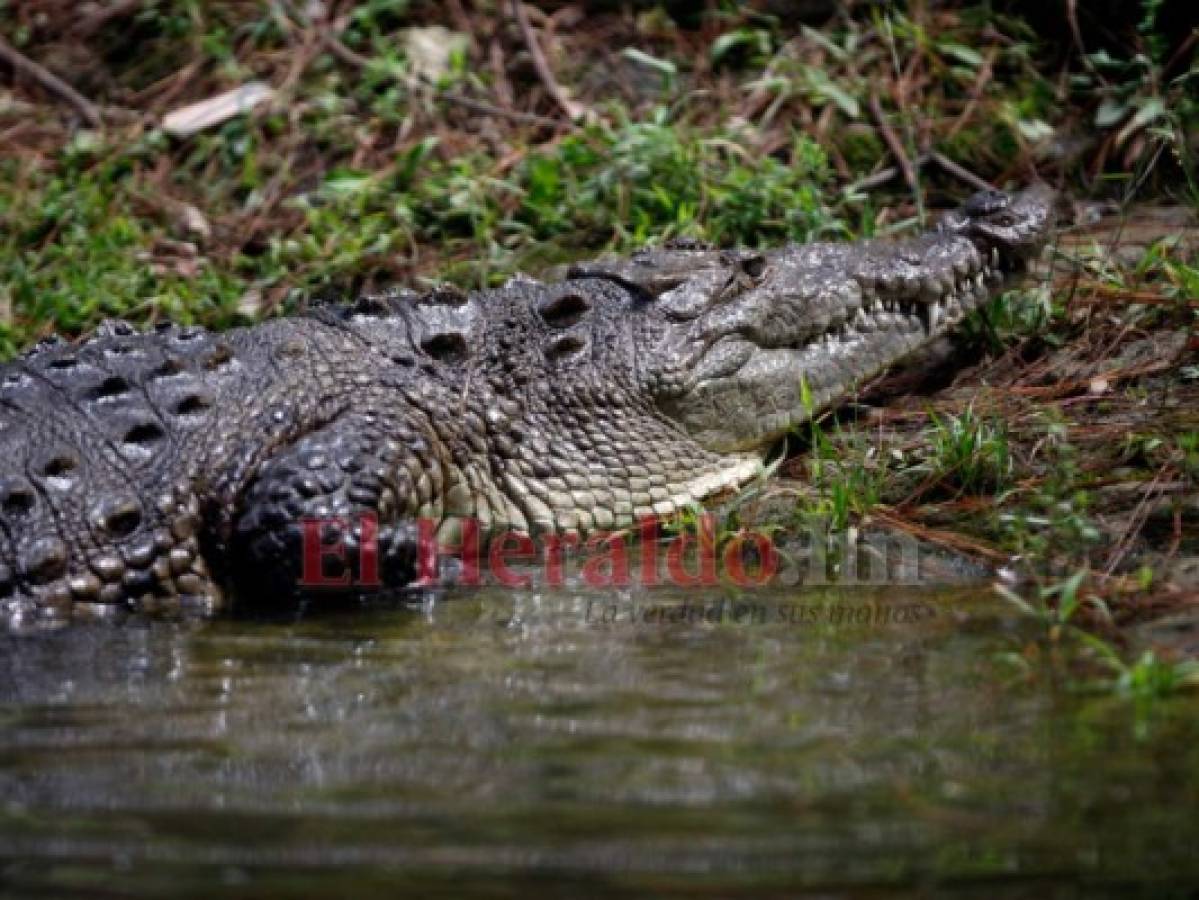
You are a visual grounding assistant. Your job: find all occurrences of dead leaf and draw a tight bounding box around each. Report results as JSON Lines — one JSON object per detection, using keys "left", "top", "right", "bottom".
{"left": 162, "top": 82, "right": 275, "bottom": 137}
{"left": 401, "top": 27, "right": 468, "bottom": 84}
{"left": 177, "top": 203, "right": 211, "bottom": 242}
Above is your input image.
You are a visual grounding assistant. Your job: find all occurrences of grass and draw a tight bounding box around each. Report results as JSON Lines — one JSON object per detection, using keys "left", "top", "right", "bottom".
{"left": 925, "top": 407, "right": 1013, "bottom": 496}
{"left": 1, "top": 1, "right": 1197, "bottom": 673}
{"left": 998, "top": 569, "right": 1199, "bottom": 704}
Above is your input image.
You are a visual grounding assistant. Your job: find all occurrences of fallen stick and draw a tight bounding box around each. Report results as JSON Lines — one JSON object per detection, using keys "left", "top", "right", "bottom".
{"left": 441, "top": 92, "right": 558, "bottom": 128}
{"left": 511, "top": 0, "right": 588, "bottom": 123}
{"left": 929, "top": 151, "right": 994, "bottom": 193}
{"left": 868, "top": 92, "right": 920, "bottom": 200}
{"left": 0, "top": 35, "right": 101, "bottom": 126}
{"left": 869, "top": 507, "right": 1009, "bottom": 564}
{"left": 844, "top": 150, "right": 994, "bottom": 196}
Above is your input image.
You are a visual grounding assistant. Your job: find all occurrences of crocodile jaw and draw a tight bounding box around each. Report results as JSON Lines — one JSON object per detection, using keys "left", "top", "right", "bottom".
{"left": 656, "top": 186, "right": 1056, "bottom": 453}
{"left": 676, "top": 264, "right": 1006, "bottom": 451}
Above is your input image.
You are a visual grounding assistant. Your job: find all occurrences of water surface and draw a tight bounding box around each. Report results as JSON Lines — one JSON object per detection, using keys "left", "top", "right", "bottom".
{"left": 1, "top": 583, "right": 1197, "bottom": 897}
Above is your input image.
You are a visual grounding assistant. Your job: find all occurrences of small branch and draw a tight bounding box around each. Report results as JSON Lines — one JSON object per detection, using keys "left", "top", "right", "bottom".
{"left": 441, "top": 92, "right": 558, "bottom": 128}
{"left": 70, "top": 0, "right": 144, "bottom": 40}
{"left": 845, "top": 150, "right": 994, "bottom": 197}
{"left": 1104, "top": 467, "right": 1171, "bottom": 576}
{"left": 318, "top": 31, "right": 371, "bottom": 70}
{"left": 0, "top": 35, "right": 102, "bottom": 127}
{"left": 945, "top": 47, "right": 997, "bottom": 141}
{"left": 870, "top": 507, "right": 1008, "bottom": 564}
{"left": 869, "top": 92, "right": 920, "bottom": 203}
{"left": 929, "top": 151, "right": 994, "bottom": 193}
{"left": 843, "top": 153, "right": 931, "bottom": 195}
{"left": 511, "top": 0, "right": 587, "bottom": 123}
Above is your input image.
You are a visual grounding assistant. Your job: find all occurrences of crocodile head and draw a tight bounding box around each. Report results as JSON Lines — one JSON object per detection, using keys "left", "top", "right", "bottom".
{"left": 636, "top": 185, "right": 1056, "bottom": 452}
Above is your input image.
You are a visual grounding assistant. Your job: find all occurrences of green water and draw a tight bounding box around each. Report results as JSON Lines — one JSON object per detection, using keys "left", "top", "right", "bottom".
{"left": 1, "top": 583, "right": 1197, "bottom": 898}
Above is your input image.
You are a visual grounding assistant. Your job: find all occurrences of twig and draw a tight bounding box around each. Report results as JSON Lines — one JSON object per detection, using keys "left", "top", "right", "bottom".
{"left": 1065, "top": 0, "right": 1104, "bottom": 84}
{"left": 844, "top": 153, "right": 931, "bottom": 195}
{"left": 1009, "top": 358, "right": 1182, "bottom": 399}
{"left": 441, "top": 92, "right": 558, "bottom": 128}
{"left": 868, "top": 92, "right": 919, "bottom": 202}
{"left": 870, "top": 507, "right": 1008, "bottom": 564}
{"left": 488, "top": 38, "right": 515, "bottom": 108}
{"left": 945, "top": 47, "right": 997, "bottom": 142}
{"left": 69, "top": 0, "right": 143, "bottom": 40}
{"left": 1163, "top": 31, "right": 1198, "bottom": 78}
{"left": 511, "top": 0, "right": 587, "bottom": 123}
{"left": 1074, "top": 283, "right": 1199, "bottom": 309}
{"left": 1104, "top": 467, "right": 1171, "bottom": 576}
{"left": 444, "top": 0, "right": 477, "bottom": 52}
{"left": 0, "top": 35, "right": 101, "bottom": 126}
{"left": 844, "top": 149, "right": 992, "bottom": 196}
{"left": 318, "top": 30, "right": 371, "bottom": 69}
{"left": 929, "top": 151, "right": 994, "bottom": 193}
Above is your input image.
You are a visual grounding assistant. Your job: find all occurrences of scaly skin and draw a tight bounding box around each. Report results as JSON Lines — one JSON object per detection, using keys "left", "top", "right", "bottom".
{"left": 0, "top": 186, "right": 1055, "bottom": 625}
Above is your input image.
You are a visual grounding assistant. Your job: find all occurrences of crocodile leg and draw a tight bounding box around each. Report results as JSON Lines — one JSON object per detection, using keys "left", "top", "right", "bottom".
{"left": 230, "top": 411, "right": 437, "bottom": 600}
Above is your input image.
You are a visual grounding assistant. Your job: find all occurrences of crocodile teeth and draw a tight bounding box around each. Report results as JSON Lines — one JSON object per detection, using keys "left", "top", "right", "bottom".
{"left": 928, "top": 301, "right": 944, "bottom": 333}
{"left": 973, "top": 274, "right": 988, "bottom": 302}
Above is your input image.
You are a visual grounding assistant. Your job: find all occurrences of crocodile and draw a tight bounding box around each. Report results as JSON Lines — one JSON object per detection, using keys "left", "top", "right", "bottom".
{"left": 0, "top": 185, "right": 1055, "bottom": 625}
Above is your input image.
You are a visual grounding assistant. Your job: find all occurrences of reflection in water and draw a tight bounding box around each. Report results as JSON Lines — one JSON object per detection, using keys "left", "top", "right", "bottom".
{"left": 1, "top": 584, "right": 1198, "bottom": 897}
